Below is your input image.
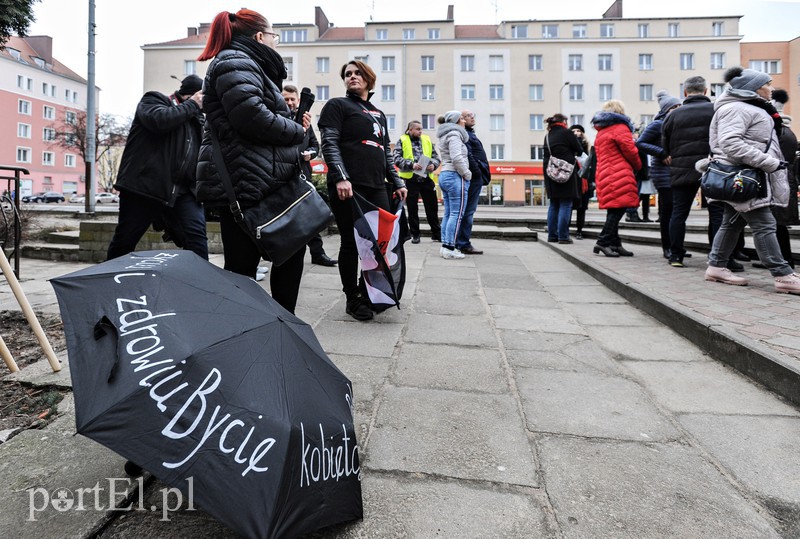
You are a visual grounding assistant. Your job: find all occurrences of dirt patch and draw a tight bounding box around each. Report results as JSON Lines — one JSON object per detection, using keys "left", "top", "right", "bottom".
{"left": 1, "top": 310, "right": 69, "bottom": 436}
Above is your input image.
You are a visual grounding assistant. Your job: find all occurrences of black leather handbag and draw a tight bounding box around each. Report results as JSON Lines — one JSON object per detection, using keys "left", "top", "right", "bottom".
{"left": 700, "top": 162, "right": 766, "bottom": 202}
{"left": 209, "top": 126, "right": 333, "bottom": 266}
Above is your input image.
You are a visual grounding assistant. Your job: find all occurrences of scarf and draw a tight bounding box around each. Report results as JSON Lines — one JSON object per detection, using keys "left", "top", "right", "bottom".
{"left": 229, "top": 34, "right": 287, "bottom": 90}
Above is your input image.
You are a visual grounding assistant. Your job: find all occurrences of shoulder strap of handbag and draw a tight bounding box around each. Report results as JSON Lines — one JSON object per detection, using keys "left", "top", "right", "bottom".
{"left": 545, "top": 134, "right": 552, "bottom": 154}
{"left": 357, "top": 101, "right": 385, "bottom": 134}
{"left": 207, "top": 124, "right": 245, "bottom": 223}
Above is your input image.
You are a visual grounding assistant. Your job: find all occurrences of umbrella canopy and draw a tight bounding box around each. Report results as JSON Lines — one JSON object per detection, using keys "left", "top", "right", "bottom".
{"left": 351, "top": 193, "right": 407, "bottom": 311}
{"left": 50, "top": 251, "right": 362, "bottom": 539}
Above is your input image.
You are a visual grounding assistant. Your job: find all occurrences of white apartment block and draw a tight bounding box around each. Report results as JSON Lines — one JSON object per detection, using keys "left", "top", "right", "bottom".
{"left": 142, "top": 4, "right": 742, "bottom": 206}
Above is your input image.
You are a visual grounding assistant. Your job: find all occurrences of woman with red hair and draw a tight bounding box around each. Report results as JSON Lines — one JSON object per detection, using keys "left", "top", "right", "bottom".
{"left": 195, "top": 9, "right": 311, "bottom": 314}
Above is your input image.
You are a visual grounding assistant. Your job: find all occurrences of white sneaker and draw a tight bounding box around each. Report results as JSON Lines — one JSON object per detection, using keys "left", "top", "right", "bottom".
{"left": 442, "top": 248, "right": 465, "bottom": 260}
{"left": 774, "top": 272, "right": 800, "bottom": 294}
{"left": 704, "top": 265, "right": 748, "bottom": 286}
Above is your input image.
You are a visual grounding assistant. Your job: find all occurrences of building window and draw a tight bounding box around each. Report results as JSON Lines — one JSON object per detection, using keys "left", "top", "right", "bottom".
{"left": 749, "top": 60, "right": 781, "bottom": 74}
{"left": 639, "top": 54, "right": 653, "bottom": 71}
{"left": 460, "top": 55, "right": 475, "bottom": 72}
{"left": 529, "top": 84, "right": 543, "bottom": 101}
{"left": 72, "top": 91, "right": 78, "bottom": 103}
{"left": 638, "top": 23, "right": 650, "bottom": 38}
{"left": 572, "top": 24, "right": 586, "bottom": 38}
{"left": 529, "top": 114, "right": 544, "bottom": 130}
{"left": 598, "top": 54, "right": 612, "bottom": 71}
{"left": 386, "top": 114, "right": 396, "bottom": 130}
{"left": 489, "top": 85, "right": 504, "bottom": 100}
{"left": 42, "top": 152, "right": 54, "bottom": 166}
{"left": 491, "top": 145, "right": 504, "bottom": 160}
{"left": 421, "top": 85, "right": 435, "bottom": 100}
{"left": 640, "top": 84, "right": 654, "bottom": 101}
{"left": 680, "top": 53, "right": 695, "bottom": 70}
{"left": 184, "top": 60, "right": 196, "bottom": 75}
{"left": 17, "top": 147, "right": 31, "bottom": 163}
{"left": 43, "top": 176, "right": 53, "bottom": 185}
{"left": 403, "top": 28, "right": 415, "bottom": 40}
{"left": 43, "top": 127, "right": 55, "bottom": 141}
{"left": 8, "top": 47, "right": 21, "bottom": 60}
{"left": 710, "top": 83, "right": 725, "bottom": 97}
{"left": 33, "top": 57, "right": 45, "bottom": 68}
{"left": 381, "top": 85, "right": 396, "bottom": 101}
{"left": 283, "top": 57, "right": 294, "bottom": 79}
{"left": 316, "top": 57, "right": 329, "bottom": 73}
{"left": 421, "top": 56, "right": 435, "bottom": 71}
{"left": 461, "top": 85, "right": 475, "bottom": 100}
{"left": 65, "top": 111, "right": 77, "bottom": 125}
{"left": 421, "top": 114, "right": 436, "bottom": 130}
{"left": 65, "top": 88, "right": 71, "bottom": 101}
{"left": 530, "top": 145, "right": 545, "bottom": 160}
{"left": 712, "top": 21, "right": 724, "bottom": 36}
{"left": 281, "top": 29, "right": 307, "bottom": 43}
{"left": 570, "top": 115, "right": 584, "bottom": 127}
{"left": 316, "top": 86, "right": 329, "bottom": 101}
{"left": 17, "top": 123, "right": 31, "bottom": 138}
{"left": 65, "top": 154, "right": 76, "bottom": 167}
{"left": 600, "top": 23, "right": 615, "bottom": 38}
{"left": 489, "top": 55, "right": 504, "bottom": 71}
{"left": 542, "top": 24, "right": 558, "bottom": 38}
{"left": 428, "top": 28, "right": 440, "bottom": 39}
{"left": 381, "top": 56, "right": 395, "bottom": 72}
{"left": 668, "top": 23, "right": 680, "bottom": 37}
{"left": 42, "top": 82, "right": 49, "bottom": 95}
{"left": 376, "top": 29, "right": 388, "bottom": 40}
{"left": 512, "top": 25, "right": 528, "bottom": 38}
{"left": 568, "top": 54, "right": 583, "bottom": 71}
{"left": 17, "top": 75, "right": 24, "bottom": 88}
{"left": 640, "top": 114, "right": 654, "bottom": 126}
{"left": 43, "top": 105, "right": 54, "bottom": 120}
{"left": 490, "top": 114, "right": 505, "bottom": 131}
{"left": 528, "top": 54, "right": 543, "bottom": 71}
{"left": 18, "top": 99, "right": 31, "bottom": 115}
{"left": 599, "top": 84, "right": 613, "bottom": 100}
{"left": 569, "top": 84, "right": 584, "bottom": 101}
{"left": 711, "top": 52, "right": 726, "bottom": 70}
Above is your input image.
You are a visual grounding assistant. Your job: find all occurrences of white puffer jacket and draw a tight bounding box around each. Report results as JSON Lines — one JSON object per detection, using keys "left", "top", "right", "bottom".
{"left": 707, "top": 91, "right": 789, "bottom": 212}
{"left": 436, "top": 123, "right": 472, "bottom": 181}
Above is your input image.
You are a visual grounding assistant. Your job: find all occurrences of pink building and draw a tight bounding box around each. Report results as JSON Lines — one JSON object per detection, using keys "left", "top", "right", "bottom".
{"left": 0, "top": 35, "right": 95, "bottom": 196}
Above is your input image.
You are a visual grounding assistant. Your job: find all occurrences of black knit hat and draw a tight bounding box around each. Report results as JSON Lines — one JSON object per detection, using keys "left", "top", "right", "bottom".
{"left": 178, "top": 74, "right": 203, "bottom": 96}
{"left": 569, "top": 124, "right": 585, "bottom": 133}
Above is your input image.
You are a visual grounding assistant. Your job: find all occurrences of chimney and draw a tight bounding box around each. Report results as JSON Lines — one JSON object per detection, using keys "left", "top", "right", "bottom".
{"left": 187, "top": 27, "right": 198, "bottom": 37}
{"left": 26, "top": 35, "right": 53, "bottom": 65}
{"left": 603, "top": 0, "right": 622, "bottom": 19}
{"left": 316, "top": 6, "right": 331, "bottom": 35}
{"left": 198, "top": 23, "right": 211, "bottom": 34}
{"left": 447, "top": 5, "right": 454, "bottom": 21}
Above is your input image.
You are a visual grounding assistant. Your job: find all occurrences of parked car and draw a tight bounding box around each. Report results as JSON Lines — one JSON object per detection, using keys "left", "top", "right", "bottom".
{"left": 96, "top": 192, "right": 119, "bottom": 204}
{"left": 70, "top": 195, "right": 86, "bottom": 203}
{"left": 22, "top": 191, "right": 65, "bottom": 203}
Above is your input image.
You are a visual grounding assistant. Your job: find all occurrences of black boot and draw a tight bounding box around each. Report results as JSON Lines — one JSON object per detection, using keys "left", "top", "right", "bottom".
{"left": 612, "top": 244, "right": 634, "bottom": 257}
{"left": 593, "top": 244, "right": 620, "bottom": 257}
{"left": 346, "top": 293, "right": 373, "bottom": 321}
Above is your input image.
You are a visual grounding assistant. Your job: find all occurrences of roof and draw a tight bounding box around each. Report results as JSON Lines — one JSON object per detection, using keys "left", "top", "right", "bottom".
{"left": 0, "top": 35, "right": 86, "bottom": 83}
{"left": 455, "top": 25, "right": 501, "bottom": 39}
{"left": 318, "top": 27, "right": 366, "bottom": 41}
{"left": 143, "top": 33, "right": 208, "bottom": 48}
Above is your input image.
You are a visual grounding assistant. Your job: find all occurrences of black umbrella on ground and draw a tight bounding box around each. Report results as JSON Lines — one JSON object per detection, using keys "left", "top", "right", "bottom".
{"left": 50, "top": 251, "right": 362, "bottom": 539}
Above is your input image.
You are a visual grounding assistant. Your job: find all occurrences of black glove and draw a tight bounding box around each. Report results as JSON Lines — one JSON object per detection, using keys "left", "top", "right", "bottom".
{"left": 776, "top": 161, "right": 789, "bottom": 171}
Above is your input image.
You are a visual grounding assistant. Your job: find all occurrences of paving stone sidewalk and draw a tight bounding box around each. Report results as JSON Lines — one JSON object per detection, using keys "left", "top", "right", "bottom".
{"left": 1, "top": 238, "right": 798, "bottom": 538}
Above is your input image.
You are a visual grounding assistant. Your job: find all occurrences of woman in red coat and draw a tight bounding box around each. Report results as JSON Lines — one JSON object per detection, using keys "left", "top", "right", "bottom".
{"left": 591, "top": 100, "right": 641, "bottom": 257}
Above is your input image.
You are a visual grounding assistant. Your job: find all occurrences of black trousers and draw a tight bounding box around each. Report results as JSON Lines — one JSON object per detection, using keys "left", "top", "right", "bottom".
{"left": 307, "top": 233, "right": 325, "bottom": 257}
{"left": 218, "top": 208, "right": 305, "bottom": 314}
{"left": 406, "top": 178, "right": 440, "bottom": 239}
{"left": 328, "top": 184, "right": 390, "bottom": 298}
{"left": 597, "top": 208, "right": 626, "bottom": 247}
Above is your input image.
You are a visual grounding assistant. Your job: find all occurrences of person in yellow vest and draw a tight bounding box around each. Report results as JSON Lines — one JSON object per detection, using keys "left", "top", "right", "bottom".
{"left": 393, "top": 120, "right": 442, "bottom": 243}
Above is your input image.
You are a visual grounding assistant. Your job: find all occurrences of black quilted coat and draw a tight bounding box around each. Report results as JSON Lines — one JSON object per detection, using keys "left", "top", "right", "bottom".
{"left": 196, "top": 38, "right": 305, "bottom": 209}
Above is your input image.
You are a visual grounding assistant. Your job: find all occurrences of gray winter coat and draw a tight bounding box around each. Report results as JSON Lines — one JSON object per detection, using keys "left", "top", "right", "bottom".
{"left": 705, "top": 91, "right": 789, "bottom": 212}
{"left": 436, "top": 123, "right": 473, "bottom": 181}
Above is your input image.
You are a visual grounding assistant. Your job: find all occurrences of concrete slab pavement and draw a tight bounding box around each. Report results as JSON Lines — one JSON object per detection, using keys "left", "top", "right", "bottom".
{"left": 1, "top": 236, "right": 799, "bottom": 537}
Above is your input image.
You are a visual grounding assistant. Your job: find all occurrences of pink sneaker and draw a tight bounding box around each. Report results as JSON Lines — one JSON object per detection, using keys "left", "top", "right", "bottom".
{"left": 704, "top": 266, "right": 748, "bottom": 286}
{"left": 774, "top": 273, "right": 800, "bottom": 294}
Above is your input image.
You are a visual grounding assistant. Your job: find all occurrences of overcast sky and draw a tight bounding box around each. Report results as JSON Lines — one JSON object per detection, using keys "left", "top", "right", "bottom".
{"left": 28, "top": 0, "right": 800, "bottom": 118}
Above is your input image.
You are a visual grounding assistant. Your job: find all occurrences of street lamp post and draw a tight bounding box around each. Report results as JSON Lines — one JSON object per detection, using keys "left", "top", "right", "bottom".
{"left": 560, "top": 81, "right": 570, "bottom": 115}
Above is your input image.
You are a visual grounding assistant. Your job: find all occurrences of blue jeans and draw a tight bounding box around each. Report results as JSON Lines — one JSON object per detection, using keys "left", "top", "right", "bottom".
{"left": 108, "top": 191, "right": 208, "bottom": 260}
{"left": 709, "top": 205, "right": 793, "bottom": 277}
{"left": 439, "top": 171, "right": 468, "bottom": 248}
{"left": 547, "top": 198, "right": 573, "bottom": 241}
{"left": 455, "top": 176, "right": 482, "bottom": 249}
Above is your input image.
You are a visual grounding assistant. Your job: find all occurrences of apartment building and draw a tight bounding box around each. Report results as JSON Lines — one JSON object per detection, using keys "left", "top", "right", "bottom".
{"left": 0, "top": 35, "right": 92, "bottom": 196}
{"left": 740, "top": 40, "right": 798, "bottom": 116}
{"left": 142, "top": 4, "right": 743, "bottom": 206}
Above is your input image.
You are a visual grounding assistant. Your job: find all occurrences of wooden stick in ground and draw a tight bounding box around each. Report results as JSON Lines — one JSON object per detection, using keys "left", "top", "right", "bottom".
{"left": 0, "top": 333, "right": 19, "bottom": 373}
{"left": 0, "top": 249, "right": 61, "bottom": 372}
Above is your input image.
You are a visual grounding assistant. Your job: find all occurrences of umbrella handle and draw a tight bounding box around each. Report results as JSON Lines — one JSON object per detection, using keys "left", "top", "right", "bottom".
{"left": 94, "top": 316, "right": 121, "bottom": 383}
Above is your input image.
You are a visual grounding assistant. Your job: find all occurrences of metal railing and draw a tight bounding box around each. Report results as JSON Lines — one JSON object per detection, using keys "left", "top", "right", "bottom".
{"left": 0, "top": 165, "right": 29, "bottom": 278}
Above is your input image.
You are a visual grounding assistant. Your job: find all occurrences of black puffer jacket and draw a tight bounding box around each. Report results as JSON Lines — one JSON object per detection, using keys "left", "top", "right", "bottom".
{"left": 115, "top": 91, "right": 203, "bottom": 205}
{"left": 661, "top": 94, "right": 714, "bottom": 188}
{"left": 196, "top": 41, "right": 305, "bottom": 208}
{"left": 543, "top": 125, "right": 583, "bottom": 199}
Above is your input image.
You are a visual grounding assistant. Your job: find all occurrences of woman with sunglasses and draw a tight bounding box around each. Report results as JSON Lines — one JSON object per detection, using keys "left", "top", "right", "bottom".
{"left": 318, "top": 60, "right": 408, "bottom": 321}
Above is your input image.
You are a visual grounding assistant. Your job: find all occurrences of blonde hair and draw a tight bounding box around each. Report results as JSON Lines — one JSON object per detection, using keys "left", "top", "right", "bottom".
{"left": 602, "top": 99, "right": 626, "bottom": 114}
